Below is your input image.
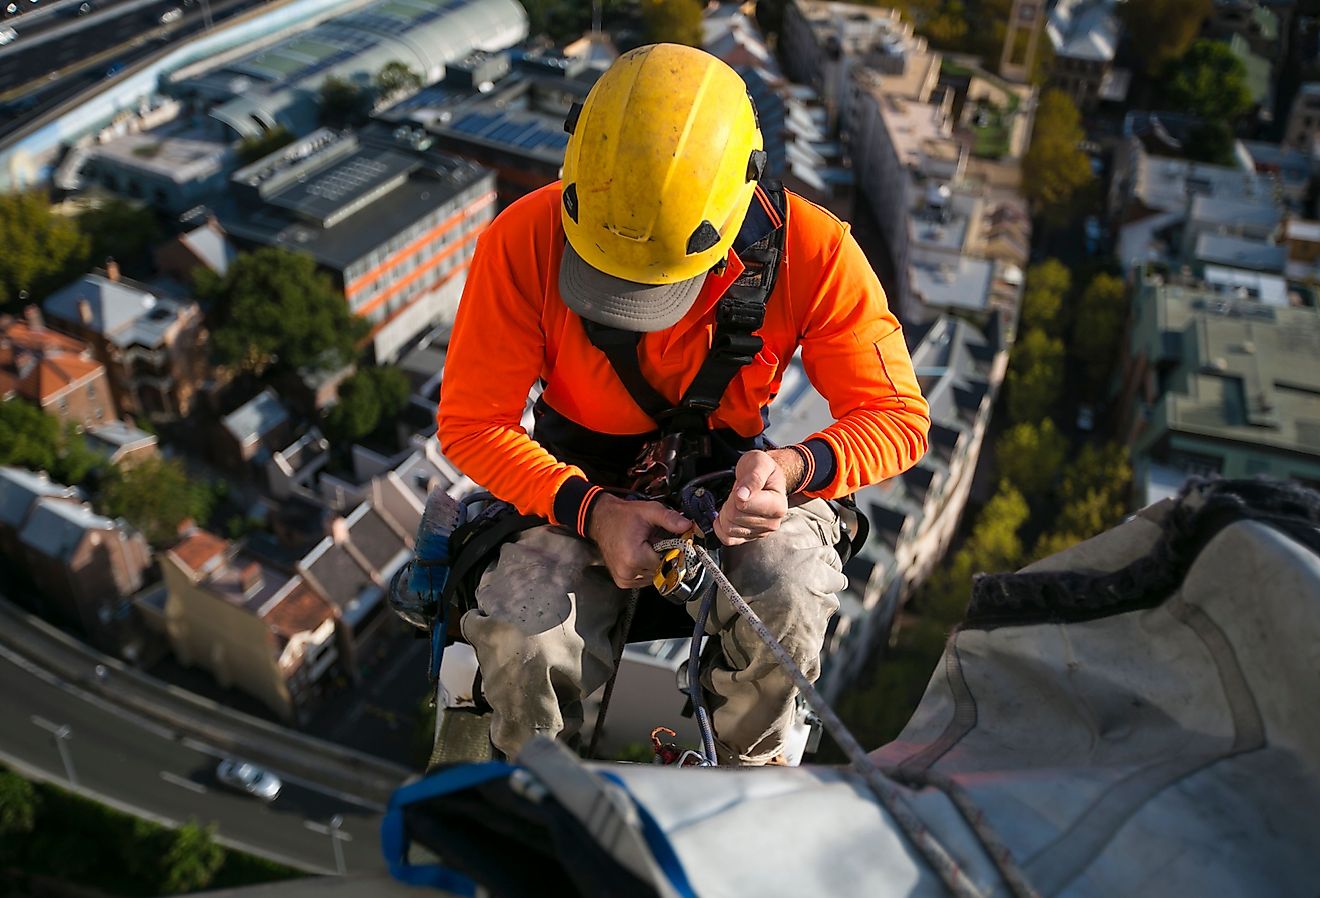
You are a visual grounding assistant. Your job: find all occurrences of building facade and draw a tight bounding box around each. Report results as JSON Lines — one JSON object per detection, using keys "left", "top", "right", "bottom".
{"left": 0, "top": 312, "right": 117, "bottom": 428}
{"left": 43, "top": 265, "right": 209, "bottom": 421}
{"left": 224, "top": 126, "right": 497, "bottom": 362}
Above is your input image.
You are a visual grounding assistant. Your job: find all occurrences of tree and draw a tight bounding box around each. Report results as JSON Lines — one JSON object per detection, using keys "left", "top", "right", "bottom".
{"left": 641, "top": 0, "right": 703, "bottom": 46}
{"left": 0, "top": 398, "right": 59, "bottom": 472}
{"left": 996, "top": 418, "right": 1068, "bottom": 498}
{"left": 323, "top": 366, "right": 410, "bottom": 445}
{"left": 1071, "top": 273, "right": 1128, "bottom": 396}
{"left": 1185, "top": 120, "right": 1236, "bottom": 166}
{"left": 376, "top": 61, "right": 422, "bottom": 100}
{"left": 0, "top": 401, "right": 106, "bottom": 485}
{"left": 1022, "top": 91, "right": 1093, "bottom": 226}
{"left": 1006, "top": 327, "right": 1065, "bottom": 423}
{"left": 76, "top": 197, "right": 161, "bottom": 279}
{"left": 1121, "top": 0, "right": 1212, "bottom": 76}
{"left": 155, "top": 821, "right": 224, "bottom": 894}
{"left": 0, "top": 192, "right": 90, "bottom": 311}
{"left": 924, "top": 0, "right": 969, "bottom": 48}
{"left": 319, "top": 76, "right": 368, "bottom": 127}
{"left": 921, "top": 485, "right": 1030, "bottom": 622}
{"left": 0, "top": 769, "right": 36, "bottom": 837}
{"left": 100, "top": 457, "right": 214, "bottom": 546}
{"left": 1058, "top": 442, "right": 1131, "bottom": 511}
{"left": 1021, "top": 259, "right": 1071, "bottom": 336}
{"left": 236, "top": 126, "right": 295, "bottom": 165}
{"left": 203, "top": 248, "right": 368, "bottom": 376}
{"left": 1163, "top": 40, "right": 1253, "bottom": 123}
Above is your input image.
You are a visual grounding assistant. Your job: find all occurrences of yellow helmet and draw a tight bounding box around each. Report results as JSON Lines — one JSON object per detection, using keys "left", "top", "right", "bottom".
{"left": 559, "top": 43, "right": 766, "bottom": 332}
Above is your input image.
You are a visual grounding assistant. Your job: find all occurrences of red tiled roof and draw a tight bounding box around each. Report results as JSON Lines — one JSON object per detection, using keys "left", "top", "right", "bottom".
{"left": 262, "top": 581, "right": 334, "bottom": 637}
{"left": 0, "top": 318, "right": 105, "bottom": 404}
{"left": 171, "top": 529, "right": 230, "bottom": 576}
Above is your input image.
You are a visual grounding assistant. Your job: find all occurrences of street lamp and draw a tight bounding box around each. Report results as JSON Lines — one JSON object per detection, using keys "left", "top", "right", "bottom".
{"left": 31, "top": 716, "right": 76, "bottom": 786}
{"left": 304, "top": 814, "right": 351, "bottom": 875}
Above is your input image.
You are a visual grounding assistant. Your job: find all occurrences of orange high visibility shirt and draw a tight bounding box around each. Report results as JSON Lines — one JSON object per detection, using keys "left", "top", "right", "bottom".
{"left": 437, "top": 183, "right": 930, "bottom": 532}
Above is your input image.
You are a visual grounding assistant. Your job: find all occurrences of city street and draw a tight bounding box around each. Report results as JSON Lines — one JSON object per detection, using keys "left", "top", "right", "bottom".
{"left": 0, "top": 643, "right": 388, "bottom": 876}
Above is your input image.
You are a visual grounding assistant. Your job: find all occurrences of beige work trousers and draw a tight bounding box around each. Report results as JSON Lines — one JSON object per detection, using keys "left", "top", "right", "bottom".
{"left": 461, "top": 499, "right": 848, "bottom": 764}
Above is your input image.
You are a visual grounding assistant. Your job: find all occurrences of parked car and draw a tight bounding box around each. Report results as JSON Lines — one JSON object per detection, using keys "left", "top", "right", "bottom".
{"left": 215, "top": 759, "right": 282, "bottom": 801}
{"left": 0, "top": 25, "right": 15, "bottom": 44}
{"left": 103, "top": 60, "right": 124, "bottom": 78}
{"left": 76, "top": 1, "right": 93, "bottom": 15}
{"left": 158, "top": 5, "right": 181, "bottom": 23}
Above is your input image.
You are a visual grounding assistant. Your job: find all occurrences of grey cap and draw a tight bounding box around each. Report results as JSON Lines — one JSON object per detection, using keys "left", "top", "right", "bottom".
{"left": 558, "top": 241, "right": 707, "bottom": 333}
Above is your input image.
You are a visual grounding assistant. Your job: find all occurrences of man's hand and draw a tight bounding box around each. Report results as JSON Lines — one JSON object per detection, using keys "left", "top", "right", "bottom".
{"left": 587, "top": 494, "right": 692, "bottom": 589}
{"left": 713, "top": 449, "right": 801, "bottom": 546}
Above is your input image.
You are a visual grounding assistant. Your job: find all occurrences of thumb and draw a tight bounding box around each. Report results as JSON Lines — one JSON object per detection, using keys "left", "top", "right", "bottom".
{"left": 639, "top": 502, "right": 691, "bottom": 535}
{"left": 734, "top": 452, "right": 774, "bottom": 505}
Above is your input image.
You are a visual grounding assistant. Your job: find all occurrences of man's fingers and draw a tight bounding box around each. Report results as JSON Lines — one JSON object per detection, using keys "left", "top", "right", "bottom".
{"left": 733, "top": 451, "right": 777, "bottom": 505}
{"left": 638, "top": 501, "right": 692, "bottom": 534}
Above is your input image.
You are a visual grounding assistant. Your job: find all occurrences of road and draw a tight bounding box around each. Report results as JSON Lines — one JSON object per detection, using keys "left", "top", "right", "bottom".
{"left": 0, "top": 0, "right": 271, "bottom": 137}
{"left": 0, "top": 642, "right": 389, "bottom": 876}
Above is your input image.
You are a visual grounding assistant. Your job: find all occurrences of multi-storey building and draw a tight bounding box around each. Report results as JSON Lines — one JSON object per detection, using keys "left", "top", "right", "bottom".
{"left": 43, "top": 263, "right": 208, "bottom": 421}
{"left": 1119, "top": 270, "right": 1320, "bottom": 505}
{"left": 224, "top": 126, "right": 497, "bottom": 362}
{"left": 1046, "top": 0, "right": 1127, "bottom": 111}
{"left": 0, "top": 311, "right": 117, "bottom": 428}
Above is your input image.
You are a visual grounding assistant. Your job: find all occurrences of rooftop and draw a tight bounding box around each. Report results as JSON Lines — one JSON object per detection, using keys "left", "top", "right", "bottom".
{"left": 44, "top": 274, "right": 194, "bottom": 349}
{"left": 223, "top": 127, "right": 493, "bottom": 272}
{"left": 0, "top": 467, "right": 80, "bottom": 530}
{"left": 85, "top": 421, "right": 157, "bottom": 456}
{"left": 179, "top": 221, "right": 238, "bottom": 276}
{"left": 908, "top": 250, "right": 995, "bottom": 313}
{"left": 1047, "top": 0, "right": 1120, "bottom": 62}
{"left": 19, "top": 497, "right": 119, "bottom": 561}
{"left": 223, "top": 389, "right": 290, "bottom": 445}
{"left": 91, "top": 132, "right": 231, "bottom": 186}
{"left": 1194, "top": 233, "right": 1287, "bottom": 273}
{"left": 1136, "top": 276, "right": 1320, "bottom": 460}
{"left": 1132, "top": 151, "right": 1273, "bottom": 213}
{"left": 0, "top": 317, "right": 102, "bottom": 405}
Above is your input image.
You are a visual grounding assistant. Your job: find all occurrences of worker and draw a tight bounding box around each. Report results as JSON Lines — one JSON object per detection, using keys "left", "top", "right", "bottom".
{"left": 437, "top": 44, "right": 930, "bottom": 765}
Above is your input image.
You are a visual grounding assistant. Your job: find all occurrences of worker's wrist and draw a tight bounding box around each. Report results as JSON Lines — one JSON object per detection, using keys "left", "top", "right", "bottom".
{"left": 789, "top": 438, "right": 836, "bottom": 494}
{"left": 553, "top": 476, "right": 607, "bottom": 538}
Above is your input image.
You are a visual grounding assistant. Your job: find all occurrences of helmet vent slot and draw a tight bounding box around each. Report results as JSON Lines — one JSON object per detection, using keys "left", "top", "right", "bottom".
{"left": 563, "top": 183, "right": 580, "bottom": 223}
{"left": 686, "top": 221, "right": 721, "bottom": 255}
{"left": 747, "top": 150, "right": 767, "bottom": 183}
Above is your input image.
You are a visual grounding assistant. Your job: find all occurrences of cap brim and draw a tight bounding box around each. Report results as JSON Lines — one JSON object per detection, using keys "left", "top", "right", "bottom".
{"left": 558, "top": 242, "right": 706, "bottom": 333}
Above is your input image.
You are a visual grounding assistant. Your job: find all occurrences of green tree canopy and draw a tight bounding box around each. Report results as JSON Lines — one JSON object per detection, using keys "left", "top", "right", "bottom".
{"left": 1071, "top": 273, "right": 1128, "bottom": 396}
{"left": 0, "top": 398, "right": 59, "bottom": 472}
{"left": 996, "top": 418, "right": 1068, "bottom": 498}
{"left": 0, "top": 400, "right": 103, "bottom": 485}
{"left": 1022, "top": 90, "right": 1093, "bottom": 226}
{"left": 100, "top": 457, "right": 214, "bottom": 546}
{"left": 156, "top": 821, "right": 225, "bottom": 894}
{"left": 922, "top": 485, "right": 1030, "bottom": 621}
{"left": 641, "top": 0, "right": 703, "bottom": 46}
{"left": 1021, "top": 259, "right": 1072, "bottom": 335}
{"left": 0, "top": 192, "right": 90, "bottom": 312}
{"left": 76, "top": 197, "right": 161, "bottom": 279}
{"left": 1121, "top": 0, "right": 1212, "bottom": 76}
{"left": 323, "top": 366, "right": 410, "bottom": 445}
{"left": 376, "top": 61, "right": 423, "bottom": 99}
{"left": 0, "top": 769, "right": 37, "bottom": 837}
{"left": 318, "top": 76, "right": 369, "bottom": 127}
{"left": 1163, "top": 40, "right": 1254, "bottom": 123}
{"left": 1006, "top": 327, "right": 1065, "bottom": 423}
{"left": 203, "top": 248, "right": 368, "bottom": 376}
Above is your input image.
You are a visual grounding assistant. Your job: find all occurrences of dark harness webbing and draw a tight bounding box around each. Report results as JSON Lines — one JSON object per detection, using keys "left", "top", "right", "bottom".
{"left": 580, "top": 183, "right": 787, "bottom": 438}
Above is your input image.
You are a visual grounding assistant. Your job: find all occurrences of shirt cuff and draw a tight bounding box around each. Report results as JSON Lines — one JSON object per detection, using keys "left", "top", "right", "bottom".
{"left": 552, "top": 476, "right": 606, "bottom": 538}
{"left": 791, "top": 438, "right": 837, "bottom": 495}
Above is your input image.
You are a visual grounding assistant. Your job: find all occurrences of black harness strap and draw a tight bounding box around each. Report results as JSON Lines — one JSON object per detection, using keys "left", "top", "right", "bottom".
{"left": 582, "top": 183, "right": 787, "bottom": 435}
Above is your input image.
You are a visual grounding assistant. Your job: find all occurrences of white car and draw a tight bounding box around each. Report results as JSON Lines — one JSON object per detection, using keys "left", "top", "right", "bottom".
{"left": 216, "top": 759, "right": 282, "bottom": 801}
{"left": 158, "top": 6, "right": 181, "bottom": 23}
{"left": 0, "top": 26, "right": 16, "bottom": 45}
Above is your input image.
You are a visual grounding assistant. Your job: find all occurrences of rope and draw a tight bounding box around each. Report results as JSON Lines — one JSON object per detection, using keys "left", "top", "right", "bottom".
{"left": 587, "top": 587, "right": 641, "bottom": 760}
{"left": 687, "top": 543, "right": 1042, "bottom": 898}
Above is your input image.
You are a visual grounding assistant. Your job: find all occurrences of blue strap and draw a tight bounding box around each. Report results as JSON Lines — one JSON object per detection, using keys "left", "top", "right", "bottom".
{"left": 600, "top": 771, "right": 700, "bottom": 898}
{"left": 428, "top": 614, "right": 447, "bottom": 681}
{"left": 380, "top": 762, "right": 516, "bottom": 893}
